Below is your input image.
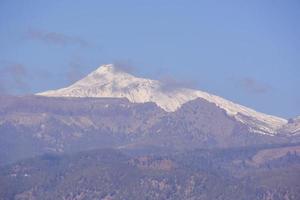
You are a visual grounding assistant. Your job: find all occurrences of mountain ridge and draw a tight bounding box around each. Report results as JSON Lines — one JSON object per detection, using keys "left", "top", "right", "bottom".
{"left": 37, "top": 64, "right": 287, "bottom": 135}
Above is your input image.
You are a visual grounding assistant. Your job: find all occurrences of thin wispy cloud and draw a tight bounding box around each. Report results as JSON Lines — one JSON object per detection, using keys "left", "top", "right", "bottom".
{"left": 0, "top": 61, "right": 30, "bottom": 94}
{"left": 67, "top": 56, "right": 86, "bottom": 84}
{"left": 159, "top": 75, "right": 198, "bottom": 92}
{"left": 112, "top": 61, "right": 197, "bottom": 91}
{"left": 113, "top": 60, "right": 137, "bottom": 74}
{"left": 24, "top": 28, "right": 90, "bottom": 48}
{"left": 294, "top": 96, "right": 300, "bottom": 110}
{"left": 238, "top": 77, "right": 270, "bottom": 94}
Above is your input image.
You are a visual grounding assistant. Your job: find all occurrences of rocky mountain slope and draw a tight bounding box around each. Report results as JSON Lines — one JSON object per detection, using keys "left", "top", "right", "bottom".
{"left": 0, "top": 95, "right": 298, "bottom": 165}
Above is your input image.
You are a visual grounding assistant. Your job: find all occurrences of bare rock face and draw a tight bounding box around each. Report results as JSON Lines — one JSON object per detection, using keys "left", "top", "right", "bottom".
{"left": 129, "top": 156, "right": 175, "bottom": 171}
{"left": 248, "top": 145, "right": 300, "bottom": 167}
{"left": 280, "top": 117, "right": 300, "bottom": 135}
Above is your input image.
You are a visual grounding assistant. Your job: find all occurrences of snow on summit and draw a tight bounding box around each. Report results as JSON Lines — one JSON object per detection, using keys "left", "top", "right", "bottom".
{"left": 37, "top": 64, "right": 287, "bottom": 135}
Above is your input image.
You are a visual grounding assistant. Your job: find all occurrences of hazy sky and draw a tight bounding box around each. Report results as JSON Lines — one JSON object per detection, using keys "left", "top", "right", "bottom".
{"left": 0, "top": 0, "right": 299, "bottom": 118}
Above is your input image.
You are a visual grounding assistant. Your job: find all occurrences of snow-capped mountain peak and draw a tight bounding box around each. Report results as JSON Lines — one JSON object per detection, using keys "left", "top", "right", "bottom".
{"left": 37, "top": 64, "right": 287, "bottom": 135}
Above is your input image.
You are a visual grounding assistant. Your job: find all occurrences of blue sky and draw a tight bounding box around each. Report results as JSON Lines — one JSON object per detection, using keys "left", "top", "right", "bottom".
{"left": 0, "top": 0, "right": 299, "bottom": 118}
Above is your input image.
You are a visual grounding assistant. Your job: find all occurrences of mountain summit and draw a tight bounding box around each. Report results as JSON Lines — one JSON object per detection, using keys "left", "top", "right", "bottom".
{"left": 37, "top": 64, "right": 287, "bottom": 135}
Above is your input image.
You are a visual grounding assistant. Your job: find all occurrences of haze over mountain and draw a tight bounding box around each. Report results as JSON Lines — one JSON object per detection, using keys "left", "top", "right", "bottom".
{"left": 38, "top": 64, "right": 287, "bottom": 135}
